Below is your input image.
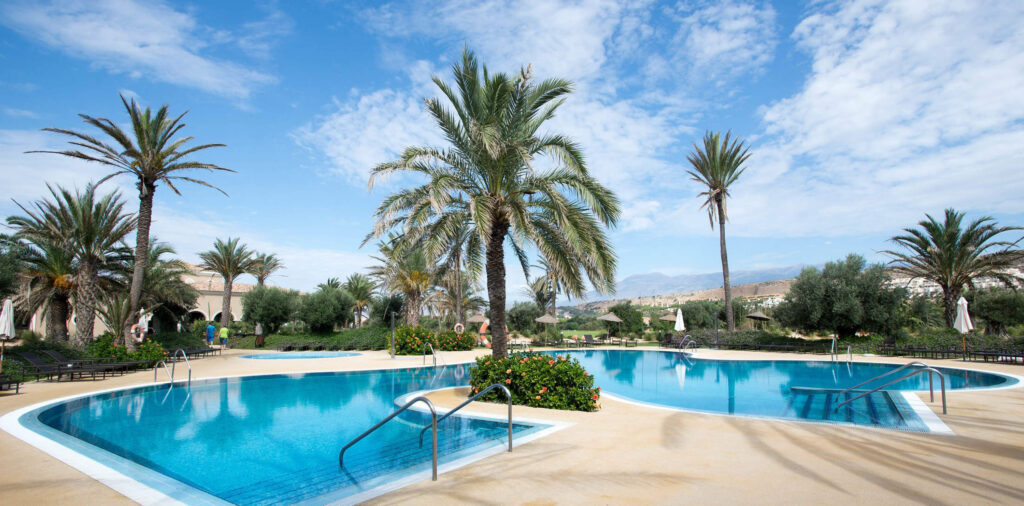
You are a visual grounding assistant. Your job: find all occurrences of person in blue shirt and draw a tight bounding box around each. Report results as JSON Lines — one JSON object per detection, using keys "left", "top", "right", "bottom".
{"left": 205, "top": 322, "right": 215, "bottom": 346}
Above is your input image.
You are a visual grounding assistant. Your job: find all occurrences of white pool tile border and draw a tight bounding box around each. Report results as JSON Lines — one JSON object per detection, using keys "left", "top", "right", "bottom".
{"left": 901, "top": 391, "right": 953, "bottom": 435}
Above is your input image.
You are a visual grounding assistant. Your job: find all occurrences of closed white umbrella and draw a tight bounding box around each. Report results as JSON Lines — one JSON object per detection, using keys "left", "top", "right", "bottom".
{"left": 674, "top": 308, "right": 686, "bottom": 332}
{"left": 0, "top": 299, "right": 15, "bottom": 373}
{"left": 954, "top": 297, "right": 974, "bottom": 334}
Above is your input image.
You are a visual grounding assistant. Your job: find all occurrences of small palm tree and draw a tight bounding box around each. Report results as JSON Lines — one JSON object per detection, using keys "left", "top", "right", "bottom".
{"left": 368, "top": 50, "right": 620, "bottom": 356}
{"left": 17, "top": 242, "right": 76, "bottom": 341}
{"left": 883, "top": 209, "right": 1024, "bottom": 327}
{"left": 250, "top": 252, "right": 284, "bottom": 286}
{"left": 523, "top": 276, "right": 554, "bottom": 312}
{"left": 32, "top": 95, "right": 232, "bottom": 337}
{"left": 369, "top": 238, "right": 434, "bottom": 326}
{"left": 318, "top": 277, "right": 341, "bottom": 291}
{"left": 198, "top": 237, "right": 255, "bottom": 329}
{"left": 134, "top": 239, "right": 199, "bottom": 313}
{"left": 687, "top": 131, "right": 751, "bottom": 332}
{"left": 344, "top": 273, "right": 374, "bottom": 327}
{"left": 8, "top": 185, "right": 136, "bottom": 345}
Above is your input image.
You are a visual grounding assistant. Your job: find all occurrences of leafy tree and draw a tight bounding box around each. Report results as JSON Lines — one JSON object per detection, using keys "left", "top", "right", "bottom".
{"left": 344, "top": 273, "right": 374, "bottom": 327}
{"left": 368, "top": 50, "right": 620, "bottom": 357}
{"left": 370, "top": 293, "right": 404, "bottom": 327}
{"left": 774, "top": 254, "right": 907, "bottom": 339}
{"left": 298, "top": 288, "right": 354, "bottom": 333}
{"left": 33, "top": 95, "right": 231, "bottom": 339}
{"left": 0, "top": 235, "right": 27, "bottom": 298}
{"left": 507, "top": 301, "right": 543, "bottom": 334}
{"left": 967, "top": 289, "right": 1024, "bottom": 336}
{"left": 250, "top": 253, "right": 284, "bottom": 286}
{"left": 884, "top": 209, "right": 1023, "bottom": 327}
{"left": 198, "top": 237, "right": 255, "bottom": 328}
{"left": 242, "top": 286, "right": 298, "bottom": 333}
{"left": 8, "top": 184, "right": 136, "bottom": 345}
{"left": 607, "top": 301, "right": 644, "bottom": 336}
{"left": 687, "top": 131, "right": 751, "bottom": 332}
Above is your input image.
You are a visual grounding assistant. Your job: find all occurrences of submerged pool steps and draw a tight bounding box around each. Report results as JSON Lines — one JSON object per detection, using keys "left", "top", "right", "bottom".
{"left": 788, "top": 387, "right": 912, "bottom": 428}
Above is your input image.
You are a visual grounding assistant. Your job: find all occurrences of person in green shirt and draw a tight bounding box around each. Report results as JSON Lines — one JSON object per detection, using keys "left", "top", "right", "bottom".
{"left": 219, "top": 326, "right": 229, "bottom": 348}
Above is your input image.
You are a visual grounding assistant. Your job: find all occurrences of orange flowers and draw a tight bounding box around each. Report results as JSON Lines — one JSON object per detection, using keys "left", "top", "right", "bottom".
{"left": 505, "top": 369, "right": 511, "bottom": 374}
{"left": 592, "top": 394, "right": 599, "bottom": 401}
{"left": 505, "top": 379, "right": 511, "bottom": 384}
{"left": 535, "top": 395, "right": 541, "bottom": 400}
{"left": 540, "top": 387, "right": 547, "bottom": 393}
{"left": 548, "top": 360, "right": 555, "bottom": 365}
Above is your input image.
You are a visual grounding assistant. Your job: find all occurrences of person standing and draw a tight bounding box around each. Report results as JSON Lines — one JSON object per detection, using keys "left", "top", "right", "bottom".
{"left": 255, "top": 322, "right": 264, "bottom": 348}
{"left": 219, "top": 325, "right": 229, "bottom": 348}
{"left": 205, "top": 322, "right": 215, "bottom": 347}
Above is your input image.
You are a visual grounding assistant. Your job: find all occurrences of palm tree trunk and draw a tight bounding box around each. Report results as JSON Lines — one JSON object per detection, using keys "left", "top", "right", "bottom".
{"left": 486, "top": 222, "right": 509, "bottom": 357}
{"left": 942, "top": 286, "right": 959, "bottom": 328}
{"left": 455, "top": 252, "right": 464, "bottom": 326}
{"left": 48, "top": 294, "right": 70, "bottom": 342}
{"left": 73, "top": 260, "right": 98, "bottom": 347}
{"left": 717, "top": 197, "right": 735, "bottom": 332}
{"left": 126, "top": 183, "right": 155, "bottom": 350}
{"left": 220, "top": 278, "right": 233, "bottom": 328}
{"left": 406, "top": 291, "right": 421, "bottom": 326}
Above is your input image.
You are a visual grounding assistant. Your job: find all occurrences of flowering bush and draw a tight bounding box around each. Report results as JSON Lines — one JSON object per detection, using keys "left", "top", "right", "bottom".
{"left": 436, "top": 330, "right": 475, "bottom": 351}
{"left": 132, "top": 339, "right": 169, "bottom": 365}
{"left": 394, "top": 326, "right": 437, "bottom": 355}
{"left": 469, "top": 351, "right": 600, "bottom": 411}
{"left": 85, "top": 335, "right": 129, "bottom": 361}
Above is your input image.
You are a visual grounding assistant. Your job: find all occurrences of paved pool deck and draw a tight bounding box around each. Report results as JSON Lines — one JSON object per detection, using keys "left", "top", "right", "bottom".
{"left": 1, "top": 347, "right": 1022, "bottom": 505}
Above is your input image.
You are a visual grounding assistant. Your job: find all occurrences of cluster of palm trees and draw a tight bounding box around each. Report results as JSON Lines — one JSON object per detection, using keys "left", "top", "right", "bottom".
{"left": 196, "top": 238, "right": 284, "bottom": 329}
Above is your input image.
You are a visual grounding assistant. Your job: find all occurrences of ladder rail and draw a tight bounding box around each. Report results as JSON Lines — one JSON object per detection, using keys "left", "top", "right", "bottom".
{"left": 677, "top": 335, "right": 693, "bottom": 350}
{"left": 418, "top": 383, "right": 513, "bottom": 451}
{"left": 153, "top": 360, "right": 172, "bottom": 383}
{"left": 423, "top": 342, "right": 445, "bottom": 367}
{"left": 171, "top": 348, "right": 192, "bottom": 386}
{"left": 836, "top": 361, "right": 932, "bottom": 397}
{"left": 339, "top": 396, "right": 439, "bottom": 480}
{"left": 834, "top": 367, "right": 946, "bottom": 414}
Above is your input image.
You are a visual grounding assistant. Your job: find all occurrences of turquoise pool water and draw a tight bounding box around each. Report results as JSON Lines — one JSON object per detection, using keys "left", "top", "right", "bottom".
{"left": 239, "top": 351, "right": 361, "bottom": 360}
{"left": 559, "top": 350, "right": 1016, "bottom": 430}
{"left": 23, "top": 364, "right": 545, "bottom": 504}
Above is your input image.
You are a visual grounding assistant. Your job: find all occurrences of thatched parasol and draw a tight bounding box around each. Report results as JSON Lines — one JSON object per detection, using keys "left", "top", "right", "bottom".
{"left": 468, "top": 314, "right": 488, "bottom": 323}
{"left": 597, "top": 312, "right": 623, "bottom": 323}
{"left": 745, "top": 311, "right": 770, "bottom": 321}
{"left": 535, "top": 314, "right": 559, "bottom": 324}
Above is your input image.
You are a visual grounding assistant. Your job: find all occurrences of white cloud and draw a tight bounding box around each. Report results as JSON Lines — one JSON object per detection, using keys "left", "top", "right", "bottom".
{"left": 0, "top": 0, "right": 276, "bottom": 101}
{"left": 3, "top": 107, "right": 38, "bottom": 119}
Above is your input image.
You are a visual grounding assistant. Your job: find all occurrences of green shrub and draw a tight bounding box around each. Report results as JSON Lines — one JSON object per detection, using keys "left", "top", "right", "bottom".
{"left": 190, "top": 319, "right": 209, "bottom": 337}
{"left": 131, "top": 339, "right": 168, "bottom": 365}
{"left": 148, "top": 331, "right": 205, "bottom": 352}
{"left": 394, "top": 326, "right": 436, "bottom": 355}
{"left": 1, "top": 359, "right": 26, "bottom": 381}
{"left": 469, "top": 352, "right": 600, "bottom": 411}
{"left": 436, "top": 330, "right": 475, "bottom": 351}
{"left": 85, "top": 335, "right": 129, "bottom": 361}
{"left": 242, "top": 286, "right": 299, "bottom": 333}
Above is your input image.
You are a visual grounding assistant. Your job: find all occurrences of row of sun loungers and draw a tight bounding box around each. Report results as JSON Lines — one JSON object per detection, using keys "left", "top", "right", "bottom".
{"left": 14, "top": 345, "right": 222, "bottom": 384}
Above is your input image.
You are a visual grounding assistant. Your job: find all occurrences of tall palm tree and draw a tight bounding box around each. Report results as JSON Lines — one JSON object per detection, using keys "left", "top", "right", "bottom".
{"left": 369, "top": 238, "right": 434, "bottom": 326}
{"left": 32, "top": 95, "right": 232, "bottom": 338}
{"left": 131, "top": 239, "right": 199, "bottom": 315}
{"left": 318, "top": 277, "right": 341, "bottom": 291}
{"left": 344, "top": 273, "right": 374, "bottom": 327}
{"left": 368, "top": 50, "right": 619, "bottom": 356}
{"left": 687, "top": 131, "right": 750, "bottom": 332}
{"left": 883, "top": 209, "right": 1024, "bottom": 327}
{"left": 198, "top": 237, "right": 255, "bottom": 329}
{"left": 17, "top": 242, "right": 75, "bottom": 341}
{"left": 437, "top": 274, "right": 486, "bottom": 325}
{"left": 250, "top": 252, "right": 284, "bottom": 286}
{"left": 8, "top": 185, "right": 136, "bottom": 345}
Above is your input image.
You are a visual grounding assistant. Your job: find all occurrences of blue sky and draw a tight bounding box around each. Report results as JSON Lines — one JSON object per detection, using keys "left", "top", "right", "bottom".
{"left": 2, "top": 0, "right": 1023, "bottom": 300}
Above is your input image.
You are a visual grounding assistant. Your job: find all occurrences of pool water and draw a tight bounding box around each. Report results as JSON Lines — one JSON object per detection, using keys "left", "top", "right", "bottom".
{"left": 26, "top": 364, "right": 544, "bottom": 504}
{"left": 560, "top": 350, "right": 1015, "bottom": 430}
{"left": 239, "top": 351, "right": 361, "bottom": 360}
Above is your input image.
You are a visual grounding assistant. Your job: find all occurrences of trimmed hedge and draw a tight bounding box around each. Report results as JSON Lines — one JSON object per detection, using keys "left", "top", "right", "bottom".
{"left": 394, "top": 326, "right": 477, "bottom": 355}
{"left": 469, "top": 351, "right": 600, "bottom": 411}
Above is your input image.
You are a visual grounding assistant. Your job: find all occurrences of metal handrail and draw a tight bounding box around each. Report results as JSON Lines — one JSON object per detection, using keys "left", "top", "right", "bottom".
{"left": 339, "top": 396, "right": 440, "bottom": 481}
{"left": 423, "top": 342, "right": 445, "bottom": 367}
{"left": 418, "top": 384, "right": 513, "bottom": 451}
{"left": 153, "top": 360, "right": 172, "bottom": 383}
{"left": 682, "top": 340, "right": 697, "bottom": 352}
{"left": 834, "top": 367, "right": 946, "bottom": 414}
{"left": 837, "top": 361, "right": 930, "bottom": 396}
{"left": 172, "top": 348, "right": 192, "bottom": 387}
{"left": 676, "top": 335, "right": 693, "bottom": 350}
{"left": 847, "top": 345, "right": 852, "bottom": 363}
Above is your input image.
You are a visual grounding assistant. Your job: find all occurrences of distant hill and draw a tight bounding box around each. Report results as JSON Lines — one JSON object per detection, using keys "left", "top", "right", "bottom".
{"left": 578, "top": 265, "right": 810, "bottom": 303}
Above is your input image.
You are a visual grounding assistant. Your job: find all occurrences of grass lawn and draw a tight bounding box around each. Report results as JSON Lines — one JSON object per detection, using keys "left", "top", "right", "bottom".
{"left": 559, "top": 329, "right": 608, "bottom": 337}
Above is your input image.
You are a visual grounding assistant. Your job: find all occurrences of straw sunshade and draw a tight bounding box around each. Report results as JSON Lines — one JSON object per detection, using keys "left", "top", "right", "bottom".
{"left": 468, "top": 314, "right": 488, "bottom": 323}
{"left": 535, "top": 314, "right": 559, "bottom": 324}
{"left": 746, "top": 311, "right": 770, "bottom": 321}
{"left": 597, "top": 312, "right": 623, "bottom": 323}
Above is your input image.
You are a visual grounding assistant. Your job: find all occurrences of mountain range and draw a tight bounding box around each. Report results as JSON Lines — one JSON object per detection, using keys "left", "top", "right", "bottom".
{"left": 579, "top": 265, "right": 813, "bottom": 302}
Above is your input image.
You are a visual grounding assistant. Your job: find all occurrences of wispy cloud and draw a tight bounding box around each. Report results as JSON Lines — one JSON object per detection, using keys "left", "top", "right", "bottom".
{"left": 0, "top": 0, "right": 277, "bottom": 101}
{"left": 3, "top": 107, "right": 38, "bottom": 119}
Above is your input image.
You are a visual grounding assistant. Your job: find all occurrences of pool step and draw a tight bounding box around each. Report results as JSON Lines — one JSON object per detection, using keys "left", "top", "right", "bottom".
{"left": 787, "top": 387, "right": 907, "bottom": 428}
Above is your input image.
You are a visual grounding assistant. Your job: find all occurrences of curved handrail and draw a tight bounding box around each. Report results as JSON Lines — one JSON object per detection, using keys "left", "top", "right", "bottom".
{"left": 172, "top": 348, "right": 191, "bottom": 387}
{"left": 837, "top": 361, "right": 930, "bottom": 396}
{"left": 682, "top": 340, "right": 697, "bottom": 352}
{"left": 677, "top": 335, "right": 693, "bottom": 350}
{"left": 418, "top": 384, "right": 513, "bottom": 451}
{"left": 339, "top": 396, "right": 439, "bottom": 481}
{"left": 834, "top": 367, "right": 946, "bottom": 414}
{"left": 423, "top": 342, "right": 445, "bottom": 367}
{"left": 153, "top": 360, "right": 172, "bottom": 383}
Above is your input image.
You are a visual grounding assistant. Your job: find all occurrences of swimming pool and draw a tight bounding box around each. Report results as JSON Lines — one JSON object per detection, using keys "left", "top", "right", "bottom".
{"left": 10, "top": 364, "right": 551, "bottom": 504}
{"left": 239, "top": 351, "right": 361, "bottom": 359}
{"left": 560, "top": 349, "right": 1017, "bottom": 431}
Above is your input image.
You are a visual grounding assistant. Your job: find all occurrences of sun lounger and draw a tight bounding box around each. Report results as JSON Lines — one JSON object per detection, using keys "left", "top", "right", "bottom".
{"left": 18, "top": 352, "right": 104, "bottom": 381}
{"left": 40, "top": 349, "right": 145, "bottom": 375}
{"left": 0, "top": 373, "right": 22, "bottom": 393}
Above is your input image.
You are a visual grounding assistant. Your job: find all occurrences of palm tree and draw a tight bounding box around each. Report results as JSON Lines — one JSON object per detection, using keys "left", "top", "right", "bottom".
{"left": 198, "top": 237, "right": 255, "bottom": 329}
{"left": 250, "top": 252, "right": 284, "bottom": 286}
{"left": 132, "top": 239, "right": 200, "bottom": 316}
{"left": 318, "top": 277, "right": 341, "bottom": 291}
{"left": 437, "top": 275, "right": 486, "bottom": 325}
{"left": 687, "top": 131, "right": 751, "bottom": 332}
{"left": 344, "top": 273, "right": 374, "bottom": 327}
{"left": 17, "top": 242, "right": 75, "bottom": 341}
{"left": 368, "top": 50, "right": 620, "bottom": 356}
{"left": 883, "top": 209, "right": 1024, "bottom": 327}
{"left": 8, "top": 185, "right": 136, "bottom": 345}
{"left": 32, "top": 94, "right": 232, "bottom": 338}
{"left": 369, "top": 238, "right": 434, "bottom": 326}
{"left": 523, "top": 276, "right": 554, "bottom": 312}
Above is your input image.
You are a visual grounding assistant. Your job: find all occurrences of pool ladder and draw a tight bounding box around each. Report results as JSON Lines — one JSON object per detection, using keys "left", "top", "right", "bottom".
{"left": 339, "top": 383, "right": 513, "bottom": 481}
{"left": 152, "top": 348, "right": 192, "bottom": 387}
{"left": 423, "top": 342, "right": 446, "bottom": 367}
{"left": 832, "top": 361, "right": 947, "bottom": 414}
{"left": 830, "top": 338, "right": 853, "bottom": 363}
